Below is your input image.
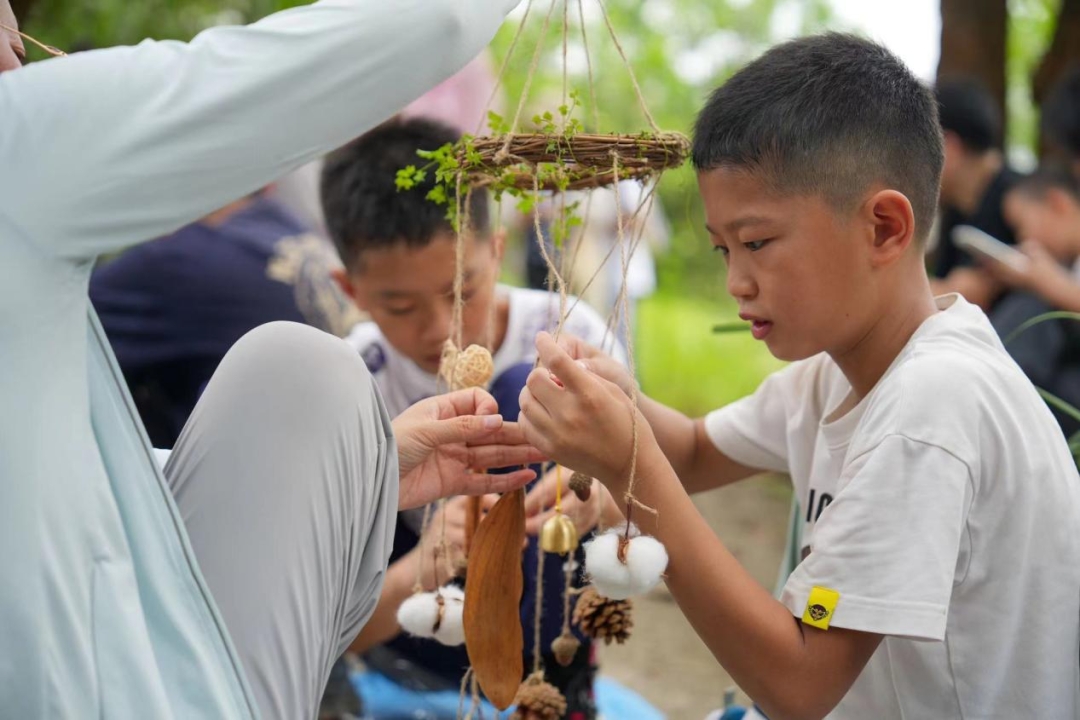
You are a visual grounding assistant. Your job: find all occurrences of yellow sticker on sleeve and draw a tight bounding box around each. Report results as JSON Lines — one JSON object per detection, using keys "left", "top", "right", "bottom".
{"left": 802, "top": 586, "right": 840, "bottom": 630}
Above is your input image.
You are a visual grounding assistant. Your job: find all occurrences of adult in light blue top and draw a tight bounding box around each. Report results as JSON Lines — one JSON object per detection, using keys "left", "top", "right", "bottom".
{"left": 0, "top": 1, "right": 536, "bottom": 717}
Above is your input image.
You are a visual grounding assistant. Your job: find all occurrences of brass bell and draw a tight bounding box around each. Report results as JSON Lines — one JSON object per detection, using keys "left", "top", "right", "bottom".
{"left": 539, "top": 513, "right": 579, "bottom": 554}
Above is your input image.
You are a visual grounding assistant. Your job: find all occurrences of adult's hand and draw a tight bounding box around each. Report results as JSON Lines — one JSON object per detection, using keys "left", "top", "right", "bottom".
{"left": 393, "top": 388, "right": 544, "bottom": 510}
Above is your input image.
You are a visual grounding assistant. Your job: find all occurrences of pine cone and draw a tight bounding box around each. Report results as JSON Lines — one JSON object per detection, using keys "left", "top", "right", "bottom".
{"left": 510, "top": 673, "right": 567, "bottom": 720}
{"left": 572, "top": 586, "right": 633, "bottom": 645}
{"left": 551, "top": 633, "right": 581, "bottom": 667}
{"left": 568, "top": 472, "right": 592, "bottom": 502}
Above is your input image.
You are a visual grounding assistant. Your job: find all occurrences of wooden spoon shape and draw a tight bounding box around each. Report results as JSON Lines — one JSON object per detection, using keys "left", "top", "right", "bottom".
{"left": 463, "top": 487, "right": 526, "bottom": 709}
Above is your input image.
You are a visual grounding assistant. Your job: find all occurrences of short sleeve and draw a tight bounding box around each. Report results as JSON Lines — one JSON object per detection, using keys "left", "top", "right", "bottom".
{"left": 704, "top": 358, "right": 821, "bottom": 474}
{"left": 780, "top": 435, "right": 972, "bottom": 640}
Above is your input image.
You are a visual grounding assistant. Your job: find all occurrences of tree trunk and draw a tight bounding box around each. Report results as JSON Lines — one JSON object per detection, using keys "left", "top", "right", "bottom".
{"left": 937, "top": 0, "right": 1008, "bottom": 134}
{"left": 1034, "top": 0, "right": 1080, "bottom": 107}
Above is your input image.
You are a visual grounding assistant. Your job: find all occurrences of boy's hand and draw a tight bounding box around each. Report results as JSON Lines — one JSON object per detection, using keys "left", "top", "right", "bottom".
{"left": 523, "top": 466, "right": 603, "bottom": 536}
{"left": 981, "top": 239, "right": 1068, "bottom": 294}
{"left": 555, "top": 333, "right": 635, "bottom": 397}
{"left": 393, "top": 388, "right": 544, "bottom": 510}
{"left": 519, "top": 333, "right": 653, "bottom": 496}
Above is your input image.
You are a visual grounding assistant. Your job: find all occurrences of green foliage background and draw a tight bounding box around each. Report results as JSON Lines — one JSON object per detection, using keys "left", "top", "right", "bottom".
{"left": 17, "top": 0, "right": 1072, "bottom": 414}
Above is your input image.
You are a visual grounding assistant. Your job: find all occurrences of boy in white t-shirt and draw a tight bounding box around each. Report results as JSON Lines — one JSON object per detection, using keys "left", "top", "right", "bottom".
{"left": 517, "top": 34, "right": 1080, "bottom": 719}
{"left": 321, "top": 117, "right": 624, "bottom": 716}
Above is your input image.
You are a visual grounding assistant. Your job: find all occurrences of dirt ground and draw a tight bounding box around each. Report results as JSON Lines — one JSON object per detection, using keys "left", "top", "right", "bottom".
{"left": 597, "top": 475, "right": 792, "bottom": 719}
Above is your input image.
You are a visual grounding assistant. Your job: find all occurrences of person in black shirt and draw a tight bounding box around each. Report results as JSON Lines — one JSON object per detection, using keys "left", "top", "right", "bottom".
{"left": 931, "top": 80, "right": 1021, "bottom": 310}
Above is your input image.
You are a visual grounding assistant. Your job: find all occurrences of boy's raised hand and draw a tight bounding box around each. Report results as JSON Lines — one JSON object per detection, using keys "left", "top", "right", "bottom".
{"left": 393, "top": 388, "right": 544, "bottom": 510}
{"left": 519, "top": 332, "right": 653, "bottom": 496}
{"left": 555, "top": 333, "right": 635, "bottom": 397}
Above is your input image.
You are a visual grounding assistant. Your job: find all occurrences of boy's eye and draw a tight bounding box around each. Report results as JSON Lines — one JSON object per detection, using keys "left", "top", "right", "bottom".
{"left": 744, "top": 238, "right": 772, "bottom": 251}
{"left": 384, "top": 305, "right": 416, "bottom": 317}
{"left": 713, "top": 245, "right": 729, "bottom": 257}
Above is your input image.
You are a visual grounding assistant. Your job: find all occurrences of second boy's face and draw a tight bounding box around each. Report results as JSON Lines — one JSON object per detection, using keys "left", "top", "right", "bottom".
{"left": 699, "top": 168, "right": 877, "bottom": 362}
{"left": 347, "top": 231, "right": 503, "bottom": 374}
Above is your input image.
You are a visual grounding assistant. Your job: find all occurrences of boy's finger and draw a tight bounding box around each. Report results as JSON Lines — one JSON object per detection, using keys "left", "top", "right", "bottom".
{"left": 525, "top": 366, "right": 569, "bottom": 414}
{"left": 523, "top": 479, "right": 555, "bottom": 515}
{"left": 524, "top": 508, "right": 557, "bottom": 535}
{"left": 535, "top": 332, "right": 590, "bottom": 391}
{"left": 518, "top": 389, "right": 560, "bottom": 453}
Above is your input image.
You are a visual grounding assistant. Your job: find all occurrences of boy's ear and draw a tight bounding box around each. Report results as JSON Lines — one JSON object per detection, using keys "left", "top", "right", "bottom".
{"left": 492, "top": 229, "right": 507, "bottom": 262}
{"left": 331, "top": 267, "right": 368, "bottom": 310}
{"left": 863, "top": 189, "right": 917, "bottom": 267}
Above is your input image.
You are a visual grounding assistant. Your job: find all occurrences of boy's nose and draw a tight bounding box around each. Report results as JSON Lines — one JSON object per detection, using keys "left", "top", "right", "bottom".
{"left": 725, "top": 260, "right": 757, "bottom": 300}
{"left": 422, "top": 301, "right": 454, "bottom": 344}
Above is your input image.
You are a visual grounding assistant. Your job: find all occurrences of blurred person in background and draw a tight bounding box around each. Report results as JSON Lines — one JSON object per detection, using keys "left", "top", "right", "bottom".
{"left": 930, "top": 79, "right": 1021, "bottom": 310}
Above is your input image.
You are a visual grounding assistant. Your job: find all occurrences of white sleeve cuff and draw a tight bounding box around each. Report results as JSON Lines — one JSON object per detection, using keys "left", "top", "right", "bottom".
{"left": 781, "top": 576, "right": 948, "bottom": 641}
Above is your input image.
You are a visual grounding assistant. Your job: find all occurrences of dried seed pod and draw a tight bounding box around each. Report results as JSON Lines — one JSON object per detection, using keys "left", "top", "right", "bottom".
{"left": 568, "top": 472, "right": 593, "bottom": 502}
{"left": 551, "top": 633, "right": 581, "bottom": 667}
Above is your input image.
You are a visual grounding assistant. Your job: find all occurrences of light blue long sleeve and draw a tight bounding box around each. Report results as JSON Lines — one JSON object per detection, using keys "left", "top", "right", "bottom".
{"left": 1, "top": 0, "right": 516, "bottom": 259}
{"left": 0, "top": 1, "right": 516, "bottom": 717}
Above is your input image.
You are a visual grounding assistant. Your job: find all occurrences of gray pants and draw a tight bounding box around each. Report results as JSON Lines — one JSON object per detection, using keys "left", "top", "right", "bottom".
{"left": 164, "top": 322, "right": 398, "bottom": 719}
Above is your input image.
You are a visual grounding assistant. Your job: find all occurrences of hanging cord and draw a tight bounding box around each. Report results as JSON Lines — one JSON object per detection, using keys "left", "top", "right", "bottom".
{"left": 499, "top": 0, "right": 560, "bottom": 158}
{"left": 532, "top": 537, "right": 547, "bottom": 675}
{"left": 594, "top": 0, "right": 661, "bottom": 133}
{"left": 413, "top": 502, "right": 435, "bottom": 593}
{"left": 476, "top": 0, "right": 536, "bottom": 136}
{"left": 0, "top": 23, "right": 66, "bottom": 57}
{"left": 610, "top": 155, "right": 658, "bottom": 534}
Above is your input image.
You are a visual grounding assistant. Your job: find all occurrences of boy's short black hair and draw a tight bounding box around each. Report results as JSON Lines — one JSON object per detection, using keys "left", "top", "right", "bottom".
{"left": 1011, "top": 165, "right": 1080, "bottom": 201}
{"left": 321, "top": 117, "right": 490, "bottom": 270}
{"left": 1042, "top": 65, "right": 1080, "bottom": 161}
{"left": 935, "top": 79, "right": 1003, "bottom": 153}
{"left": 692, "top": 33, "right": 943, "bottom": 242}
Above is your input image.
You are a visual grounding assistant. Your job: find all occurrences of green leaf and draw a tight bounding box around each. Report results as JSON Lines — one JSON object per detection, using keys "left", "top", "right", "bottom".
{"left": 395, "top": 166, "right": 418, "bottom": 191}
{"left": 1004, "top": 311, "right": 1080, "bottom": 345}
{"left": 426, "top": 185, "right": 447, "bottom": 205}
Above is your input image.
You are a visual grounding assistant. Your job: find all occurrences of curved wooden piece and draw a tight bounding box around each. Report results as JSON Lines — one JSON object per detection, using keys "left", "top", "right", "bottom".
{"left": 463, "top": 488, "right": 525, "bottom": 709}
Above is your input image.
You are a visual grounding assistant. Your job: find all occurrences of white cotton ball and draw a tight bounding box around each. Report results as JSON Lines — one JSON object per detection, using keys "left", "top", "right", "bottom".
{"left": 625, "top": 535, "right": 668, "bottom": 593}
{"left": 584, "top": 529, "right": 669, "bottom": 600}
{"left": 397, "top": 592, "right": 440, "bottom": 639}
{"left": 432, "top": 585, "right": 466, "bottom": 647}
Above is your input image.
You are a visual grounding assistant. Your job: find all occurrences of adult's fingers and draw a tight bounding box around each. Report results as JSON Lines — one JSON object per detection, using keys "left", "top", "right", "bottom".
{"left": 457, "top": 467, "right": 537, "bottom": 496}
{"left": 439, "top": 387, "right": 500, "bottom": 420}
{"left": 467, "top": 443, "right": 546, "bottom": 470}
{"left": 468, "top": 421, "right": 530, "bottom": 448}
{"left": 418, "top": 413, "right": 503, "bottom": 450}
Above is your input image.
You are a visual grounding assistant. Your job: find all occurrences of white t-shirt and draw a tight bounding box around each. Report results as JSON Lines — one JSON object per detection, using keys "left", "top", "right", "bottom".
{"left": 706, "top": 294, "right": 1080, "bottom": 719}
{"left": 345, "top": 285, "right": 624, "bottom": 418}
